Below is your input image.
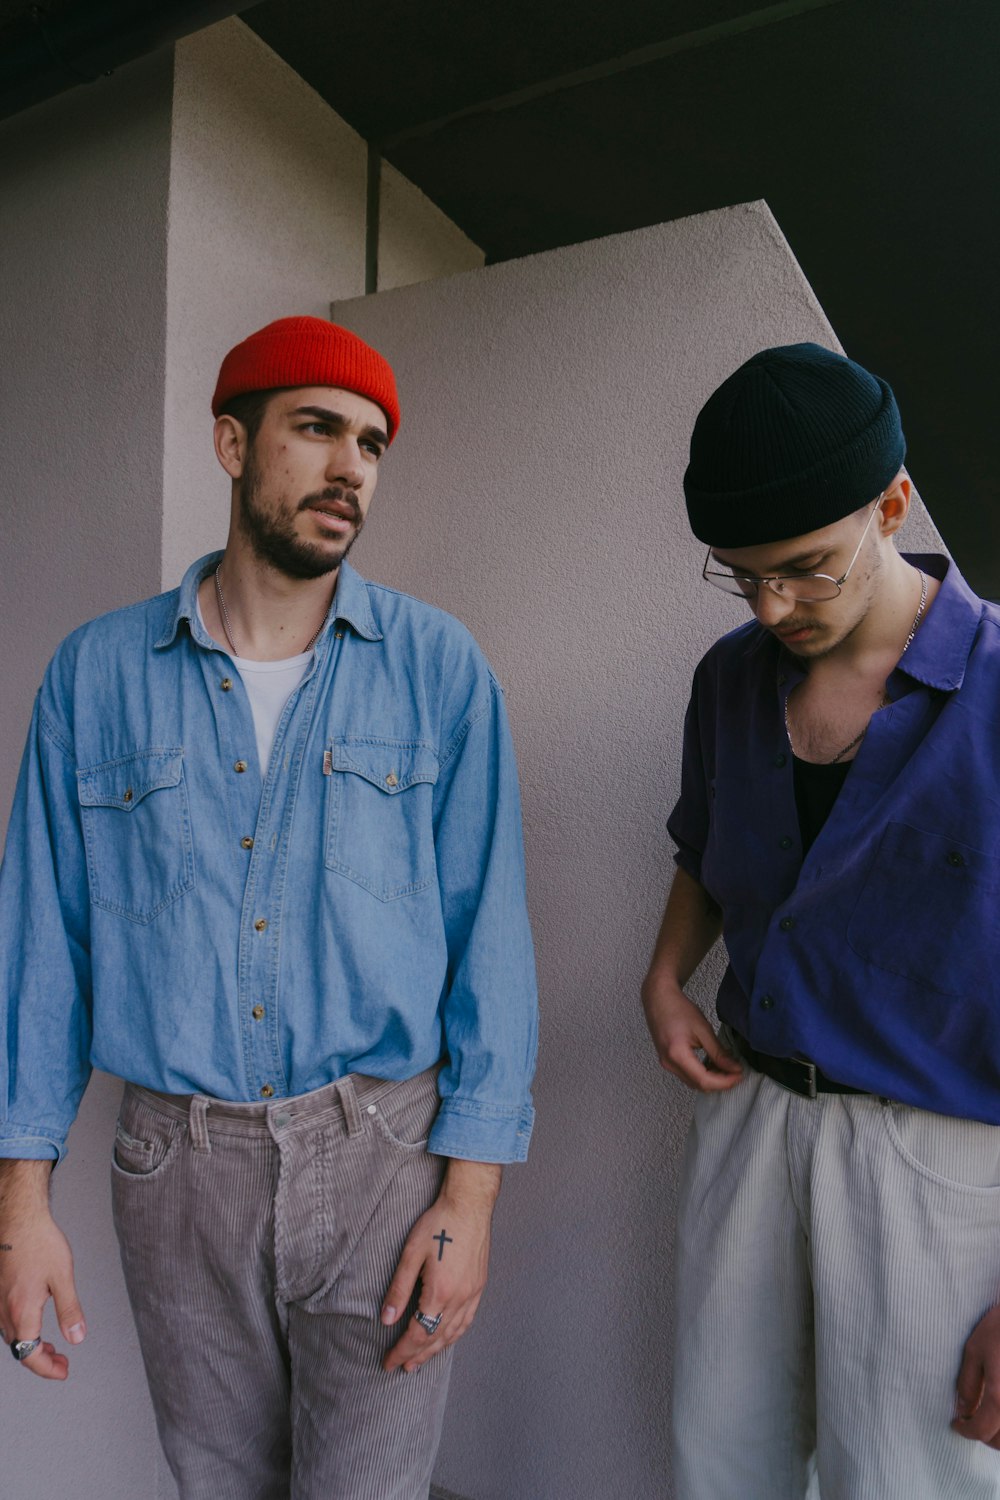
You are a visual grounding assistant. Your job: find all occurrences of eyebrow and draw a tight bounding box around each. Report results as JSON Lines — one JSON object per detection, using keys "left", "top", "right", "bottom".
{"left": 710, "top": 545, "right": 834, "bottom": 572}
{"left": 291, "top": 405, "right": 388, "bottom": 449}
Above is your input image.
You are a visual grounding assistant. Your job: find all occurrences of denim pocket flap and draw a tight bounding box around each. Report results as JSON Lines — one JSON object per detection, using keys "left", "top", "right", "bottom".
{"left": 78, "top": 749, "right": 185, "bottom": 811}
{"left": 329, "top": 740, "right": 438, "bottom": 794}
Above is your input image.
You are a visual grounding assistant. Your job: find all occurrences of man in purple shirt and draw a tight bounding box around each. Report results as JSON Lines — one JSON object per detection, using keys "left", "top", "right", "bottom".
{"left": 642, "top": 343, "right": 1000, "bottom": 1498}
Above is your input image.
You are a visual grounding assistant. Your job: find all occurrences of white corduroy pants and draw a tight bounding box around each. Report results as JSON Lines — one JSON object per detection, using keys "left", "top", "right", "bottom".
{"left": 672, "top": 1063, "right": 1000, "bottom": 1499}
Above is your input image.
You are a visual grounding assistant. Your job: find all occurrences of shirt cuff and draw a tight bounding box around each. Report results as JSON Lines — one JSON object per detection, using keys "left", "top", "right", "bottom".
{"left": 428, "top": 1098, "right": 535, "bottom": 1164}
{"left": 672, "top": 843, "right": 703, "bottom": 883}
{"left": 0, "top": 1126, "right": 64, "bottom": 1162}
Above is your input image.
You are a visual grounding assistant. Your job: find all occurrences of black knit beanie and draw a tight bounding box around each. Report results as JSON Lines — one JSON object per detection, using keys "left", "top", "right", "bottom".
{"left": 683, "top": 342, "right": 906, "bottom": 547}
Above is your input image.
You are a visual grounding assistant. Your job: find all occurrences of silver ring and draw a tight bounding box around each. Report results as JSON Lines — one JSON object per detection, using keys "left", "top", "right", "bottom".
{"left": 10, "top": 1337, "right": 42, "bottom": 1362}
{"left": 414, "top": 1309, "right": 443, "bottom": 1336}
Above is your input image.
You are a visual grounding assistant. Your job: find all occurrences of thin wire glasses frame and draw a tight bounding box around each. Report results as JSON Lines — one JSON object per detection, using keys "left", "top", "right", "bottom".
{"left": 701, "top": 493, "right": 886, "bottom": 603}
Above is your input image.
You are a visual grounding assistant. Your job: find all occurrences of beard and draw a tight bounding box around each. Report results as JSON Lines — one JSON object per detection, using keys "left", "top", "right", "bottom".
{"left": 237, "top": 446, "right": 365, "bottom": 580}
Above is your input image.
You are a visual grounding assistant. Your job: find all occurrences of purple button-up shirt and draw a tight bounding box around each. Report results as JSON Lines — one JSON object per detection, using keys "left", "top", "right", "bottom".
{"left": 668, "top": 553, "right": 1000, "bottom": 1122}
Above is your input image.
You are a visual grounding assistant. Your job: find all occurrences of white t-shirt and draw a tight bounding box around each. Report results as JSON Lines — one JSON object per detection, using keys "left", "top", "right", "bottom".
{"left": 197, "top": 598, "right": 312, "bottom": 774}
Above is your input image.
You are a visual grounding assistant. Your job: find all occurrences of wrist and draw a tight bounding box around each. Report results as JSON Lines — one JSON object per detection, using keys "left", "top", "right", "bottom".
{"left": 0, "top": 1159, "right": 53, "bottom": 1226}
{"left": 440, "top": 1158, "right": 502, "bottom": 1216}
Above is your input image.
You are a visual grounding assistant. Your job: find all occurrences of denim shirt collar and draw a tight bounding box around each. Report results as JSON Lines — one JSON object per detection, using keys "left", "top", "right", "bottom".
{"left": 154, "top": 553, "right": 384, "bottom": 650}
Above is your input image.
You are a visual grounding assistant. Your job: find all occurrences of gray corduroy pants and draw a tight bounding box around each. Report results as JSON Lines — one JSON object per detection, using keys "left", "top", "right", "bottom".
{"left": 111, "top": 1066, "right": 452, "bottom": 1500}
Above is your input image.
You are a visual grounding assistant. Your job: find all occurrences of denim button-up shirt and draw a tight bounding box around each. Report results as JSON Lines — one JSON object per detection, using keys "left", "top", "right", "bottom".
{"left": 0, "top": 554, "right": 538, "bottom": 1162}
{"left": 668, "top": 553, "right": 1000, "bottom": 1123}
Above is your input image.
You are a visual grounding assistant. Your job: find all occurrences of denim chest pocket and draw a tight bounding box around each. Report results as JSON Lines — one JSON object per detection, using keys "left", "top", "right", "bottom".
{"left": 847, "top": 821, "right": 1000, "bottom": 998}
{"left": 77, "top": 749, "right": 195, "bottom": 923}
{"left": 324, "top": 739, "right": 438, "bottom": 901}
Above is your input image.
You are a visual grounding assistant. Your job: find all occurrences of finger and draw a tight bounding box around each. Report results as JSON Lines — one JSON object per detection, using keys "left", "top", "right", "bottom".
{"left": 19, "top": 1339, "right": 69, "bottom": 1382}
{"left": 701, "top": 1030, "right": 743, "bottom": 1075}
{"left": 955, "top": 1348, "right": 985, "bottom": 1422}
{"left": 952, "top": 1375, "right": 1000, "bottom": 1442}
{"left": 661, "top": 1040, "right": 742, "bottom": 1092}
{"left": 51, "top": 1266, "right": 86, "bottom": 1347}
{"left": 380, "top": 1240, "right": 425, "bottom": 1327}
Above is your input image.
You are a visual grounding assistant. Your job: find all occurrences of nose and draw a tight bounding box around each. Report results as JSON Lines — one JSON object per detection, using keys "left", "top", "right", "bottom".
{"left": 325, "top": 433, "right": 365, "bottom": 488}
{"left": 751, "top": 582, "right": 797, "bottom": 628}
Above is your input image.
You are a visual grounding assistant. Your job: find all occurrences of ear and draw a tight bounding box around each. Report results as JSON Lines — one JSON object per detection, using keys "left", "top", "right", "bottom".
{"left": 878, "top": 471, "right": 911, "bottom": 537}
{"left": 214, "top": 415, "right": 248, "bottom": 480}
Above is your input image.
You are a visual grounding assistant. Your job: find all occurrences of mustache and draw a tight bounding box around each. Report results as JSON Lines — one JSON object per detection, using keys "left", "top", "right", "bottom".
{"left": 298, "top": 486, "right": 362, "bottom": 524}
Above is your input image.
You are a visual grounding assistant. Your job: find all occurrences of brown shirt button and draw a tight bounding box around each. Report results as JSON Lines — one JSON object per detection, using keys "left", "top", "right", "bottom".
{"left": 123, "top": 788, "right": 133, "bottom": 803}
{"left": 260, "top": 1084, "right": 275, "bottom": 1099}
{"left": 241, "top": 836, "right": 254, "bottom": 850}
{"left": 234, "top": 760, "right": 248, "bottom": 774}
{"left": 220, "top": 677, "right": 233, "bottom": 691}
{"left": 254, "top": 918, "right": 267, "bottom": 932}
{"left": 252, "top": 1005, "right": 265, "bottom": 1021}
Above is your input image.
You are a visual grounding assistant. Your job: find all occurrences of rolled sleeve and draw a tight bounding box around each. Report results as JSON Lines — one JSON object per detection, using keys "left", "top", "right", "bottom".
{"left": 0, "top": 691, "right": 93, "bottom": 1162}
{"left": 430, "top": 674, "right": 538, "bottom": 1165}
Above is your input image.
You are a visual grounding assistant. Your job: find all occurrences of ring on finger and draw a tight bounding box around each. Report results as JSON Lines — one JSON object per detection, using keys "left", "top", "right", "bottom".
{"left": 414, "top": 1309, "right": 443, "bottom": 1336}
{"left": 10, "top": 1337, "right": 42, "bottom": 1362}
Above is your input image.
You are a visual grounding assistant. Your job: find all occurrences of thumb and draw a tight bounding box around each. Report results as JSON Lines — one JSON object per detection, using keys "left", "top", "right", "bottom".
{"left": 52, "top": 1263, "right": 86, "bottom": 1345}
{"left": 381, "top": 1235, "right": 425, "bottom": 1327}
{"left": 955, "top": 1349, "right": 984, "bottom": 1421}
{"left": 702, "top": 1028, "right": 742, "bottom": 1075}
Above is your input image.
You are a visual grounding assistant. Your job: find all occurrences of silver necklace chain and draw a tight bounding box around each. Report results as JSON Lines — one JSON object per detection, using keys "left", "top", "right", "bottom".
{"left": 214, "top": 565, "right": 326, "bottom": 659}
{"left": 784, "top": 568, "right": 929, "bottom": 765}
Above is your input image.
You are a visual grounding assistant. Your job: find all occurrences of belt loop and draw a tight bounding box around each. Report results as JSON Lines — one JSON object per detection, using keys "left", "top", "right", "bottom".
{"left": 188, "top": 1095, "right": 212, "bottom": 1154}
{"left": 334, "top": 1076, "right": 364, "bottom": 1139}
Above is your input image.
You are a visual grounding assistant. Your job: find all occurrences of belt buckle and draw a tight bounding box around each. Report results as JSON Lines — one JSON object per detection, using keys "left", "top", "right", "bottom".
{"left": 789, "top": 1056, "right": 818, "bottom": 1099}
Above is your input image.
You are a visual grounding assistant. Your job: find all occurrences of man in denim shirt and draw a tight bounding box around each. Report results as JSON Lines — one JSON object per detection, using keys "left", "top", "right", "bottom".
{"left": 642, "top": 343, "right": 1000, "bottom": 1498}
{"left": 0, "top": 316, "right": 538, "bottom": 1499}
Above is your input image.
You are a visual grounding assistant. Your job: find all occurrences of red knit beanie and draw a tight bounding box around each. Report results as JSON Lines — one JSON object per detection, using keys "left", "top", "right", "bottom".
{"left": 212, "top": 316, "right": 400, "bottom": 440}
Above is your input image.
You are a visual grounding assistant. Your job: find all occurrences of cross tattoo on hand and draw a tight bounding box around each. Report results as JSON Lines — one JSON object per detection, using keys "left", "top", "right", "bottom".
{"left": 433, "top": 1229, "right": 453, "bottom": 1261}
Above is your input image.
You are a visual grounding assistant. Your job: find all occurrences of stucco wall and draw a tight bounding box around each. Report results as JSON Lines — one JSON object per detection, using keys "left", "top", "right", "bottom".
{"left": 0, "top": 49, "right": 174, "bottom": 1500}
{"left": 335, "top": 202, "right": 943, "bottom": 1500}
{"left": 0, "top": 20, "right": 482, "bottom": 1497}
{"left": 161, "top": 17, "right": 484, "bottom": 590}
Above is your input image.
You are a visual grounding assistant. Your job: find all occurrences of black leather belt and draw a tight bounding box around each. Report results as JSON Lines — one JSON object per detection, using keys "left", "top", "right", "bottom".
{"left": 730, "top": 1032, "right": 870, "bottom": 1099}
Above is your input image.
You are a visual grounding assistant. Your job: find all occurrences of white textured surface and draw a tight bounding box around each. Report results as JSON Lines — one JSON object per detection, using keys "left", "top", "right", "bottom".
{"left": 162, "top": 18, "right": 482, "bottom": 590}
{"left": 0, "top": 51, "right": 174, "bottom": 1499}
{"left": 335, "top": 202, "right": 942, "bottom": 1500}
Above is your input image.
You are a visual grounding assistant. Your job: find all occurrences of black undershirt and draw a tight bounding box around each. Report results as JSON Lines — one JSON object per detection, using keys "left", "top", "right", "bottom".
{"left": 792, "top": 755, "right": 852, "bottom": 854}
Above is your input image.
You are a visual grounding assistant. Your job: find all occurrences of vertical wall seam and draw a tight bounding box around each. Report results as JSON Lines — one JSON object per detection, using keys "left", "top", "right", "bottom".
{"left": 365, "top": 141, "right": 381, "bottom": 294}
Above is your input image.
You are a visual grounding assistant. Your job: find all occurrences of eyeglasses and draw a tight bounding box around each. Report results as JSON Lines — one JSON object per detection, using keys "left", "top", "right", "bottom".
{"left": 701, "top": 494, "right": 885, "bottom": 603}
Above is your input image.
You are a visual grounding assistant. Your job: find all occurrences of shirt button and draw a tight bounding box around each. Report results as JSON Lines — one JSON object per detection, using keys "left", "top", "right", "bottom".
{"left": 254, "top": 918, "right": 267, "bottom": 932}
{"left": 773, "top": 753, "right": 787, "bottom": 769}
{"left": 779, "top": 836, "right": 793, "bottom": 850}
{"left": 779, "top": 916, "right": 796, "bottom": 932}
{"left": 220, "top": 677, "right": 233, "bottom": 691}
{"left": 260, "top": 1084, "right": 275, "bottom": 1099}
{"left": 946, "top": 851, "right": 965, "bottom": 867}
{"left": 123, "top": 787, "right": 133, "bottom": 803}
{"left": 760, "top": 994, "right": 776, "bottom": 1011}
{"left": 335, "top": 631, "right": 344, "bottom": 640}
{"left": 385, "top": 772, "right": 398, "bottom": 788}
{"left": 252, "top": 1004, "right": 265, "bottom": 1021}
{"left": 241, "top": 836, "right": 254, "bottom": 850}
{"left": 234, "top": 760, "right": 248, "bottom": 774}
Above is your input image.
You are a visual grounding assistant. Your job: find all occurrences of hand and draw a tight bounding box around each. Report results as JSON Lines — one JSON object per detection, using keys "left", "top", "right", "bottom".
{"left": 381, "top": 1160, "right": 500, "bottom": 1374}
{"left": 0, "top": 1161, "right": 86, "bottom": 1381}
{"left": 953, "top": 1304, "right": 1000, "bottom": 1446}
{"left": 641, "top": 970, "right": 742, "bottom": 1092}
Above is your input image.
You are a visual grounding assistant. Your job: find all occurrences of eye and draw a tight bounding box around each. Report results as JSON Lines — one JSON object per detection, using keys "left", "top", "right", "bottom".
{"left": 301, "top": 421, "right": 332, "bottom": 436}
{"left": 360, "top": 438, "right": 384, "bottom": 460}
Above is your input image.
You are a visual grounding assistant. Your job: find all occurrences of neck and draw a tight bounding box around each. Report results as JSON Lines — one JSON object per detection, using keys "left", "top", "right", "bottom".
{"left": 201, "top": 537, "right": 338, "bottom": 662}
{"left": 813, "top": 551, "right": 932, "bottom": 673}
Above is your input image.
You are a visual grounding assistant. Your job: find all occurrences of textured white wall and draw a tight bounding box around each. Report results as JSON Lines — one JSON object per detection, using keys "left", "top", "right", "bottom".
{"left": 161, "top": 17, "right": 483, "bottom": 590}
{"left": 335, "top": 202, "right": 943, "bottom": 1500}
{"left": 0, "top": 50, "right": 175, "bottom": 1499}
